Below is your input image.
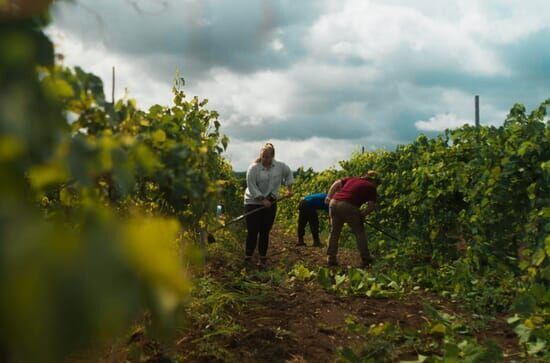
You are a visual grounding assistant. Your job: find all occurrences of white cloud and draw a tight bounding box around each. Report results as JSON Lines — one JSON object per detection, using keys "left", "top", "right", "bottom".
{"left": 225, "top": 137, "right": 359, "bottom": 171}
{"left": 271, "top": 38, "right": 284, "bottom": 52}
{"left": 192, "top": 58, "right": 379, "bottom": 130}
{"left": 46, "top": 0, "right": 548, "bottom": 172}
{"left": 336, "top": 101, "right": 368, "bottom": 121}
{"left": 415, "top": 113, "right": 471, "bottom": 131}
{"left": 457, "top": 0, "right": 550, "bottom": 44}
{"left": 414, "top": 89, "right": 509, "bottom": 131}
{"left": 192, "top": 67, "right": 297, "bottom": 126}
{"left": 46, "top": 26, "right": 172, "bottom": 108}
{"left": 395, "top": 84, "right": 508, "bottom": 129}
{"left": 307, "top": 0, "right": 510, "bottom": 76}
{"left": 289, "top": 59, "right": 379, "bottom": 93}
{"left": 437, "top": 89, "right": 509, "bottom": 126}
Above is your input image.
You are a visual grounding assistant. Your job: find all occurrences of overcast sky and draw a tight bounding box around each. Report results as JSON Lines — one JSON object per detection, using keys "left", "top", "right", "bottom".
{"left": 47, "top": 0, "right": 550, "bottom": 171}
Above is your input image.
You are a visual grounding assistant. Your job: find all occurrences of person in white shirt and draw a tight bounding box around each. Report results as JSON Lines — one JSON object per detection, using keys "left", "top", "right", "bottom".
{"left": 244, "top": 143, "right": 293, "bottom": 266}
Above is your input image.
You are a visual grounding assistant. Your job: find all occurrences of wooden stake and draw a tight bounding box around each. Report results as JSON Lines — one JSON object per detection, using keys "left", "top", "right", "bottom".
{"left": 112, "top": 66, "right": 115, "bottom": 104}
{"left": 475, "top": 95, "right": 480, "bottom": 127}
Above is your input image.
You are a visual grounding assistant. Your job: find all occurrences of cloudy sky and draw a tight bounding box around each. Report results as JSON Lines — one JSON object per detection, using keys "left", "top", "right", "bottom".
{"left": 46, "top": 0, "right": 549, "bottom": 171}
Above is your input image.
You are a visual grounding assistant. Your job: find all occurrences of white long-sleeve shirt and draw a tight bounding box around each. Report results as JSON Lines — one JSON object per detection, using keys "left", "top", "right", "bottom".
{"left": 244, "top": 160, "right": 294, "bottom": 205}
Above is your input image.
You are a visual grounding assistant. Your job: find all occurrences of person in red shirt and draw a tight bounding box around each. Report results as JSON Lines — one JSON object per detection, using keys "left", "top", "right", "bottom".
{"left": 324, "top": 170, "right": 380, "bottom": 268}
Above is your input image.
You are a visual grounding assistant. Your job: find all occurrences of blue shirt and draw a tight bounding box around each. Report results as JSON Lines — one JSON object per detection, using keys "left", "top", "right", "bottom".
{"left": 303, "top": 193, "right": 329, "bottom": 211}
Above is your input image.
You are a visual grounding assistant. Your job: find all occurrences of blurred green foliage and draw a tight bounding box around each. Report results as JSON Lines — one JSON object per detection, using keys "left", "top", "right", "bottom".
{"left": 0, "top": 2, "right": 241, "bottom": 362}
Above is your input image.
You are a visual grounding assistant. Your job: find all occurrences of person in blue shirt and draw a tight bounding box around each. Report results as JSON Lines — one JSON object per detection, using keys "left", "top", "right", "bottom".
{"left": 297, "top": 193, "right": 329, "bottom": 247}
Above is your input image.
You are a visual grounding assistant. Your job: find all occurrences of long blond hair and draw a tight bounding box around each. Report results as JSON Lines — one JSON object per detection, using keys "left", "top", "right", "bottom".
{"left": 255, "top": 143, "right": 275, "bottom": 163}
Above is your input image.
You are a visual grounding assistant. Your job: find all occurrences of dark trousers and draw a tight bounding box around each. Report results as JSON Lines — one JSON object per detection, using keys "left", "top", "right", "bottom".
{"left": 297, "top": 200, "right": 319, "bottom": 240}
{"left": 245, "top": 203, "right": 277, "bottom": 257}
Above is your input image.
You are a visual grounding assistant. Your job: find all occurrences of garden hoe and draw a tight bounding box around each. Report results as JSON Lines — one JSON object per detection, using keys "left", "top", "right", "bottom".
{"left": 204, "top": 194, "right": 293, "bottom": 244}
{"left": 363, "top": 220, "right": 403, "bottom": 243}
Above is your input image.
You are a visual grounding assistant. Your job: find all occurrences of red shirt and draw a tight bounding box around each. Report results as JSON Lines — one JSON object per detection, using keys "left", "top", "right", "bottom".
{"left": 333, "top": 177, "right": 377, "bottom": 207}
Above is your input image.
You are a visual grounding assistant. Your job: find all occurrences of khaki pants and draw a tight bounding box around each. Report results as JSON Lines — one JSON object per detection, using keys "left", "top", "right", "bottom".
{"left": 327, "top": 199, "right": 370, "bottom": 261}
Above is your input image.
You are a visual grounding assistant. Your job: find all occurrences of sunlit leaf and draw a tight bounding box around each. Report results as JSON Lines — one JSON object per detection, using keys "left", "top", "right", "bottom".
{"left": 0, "top": 135, "right": 25, "bottom": 161}
{"left": 28, "top": 164, "right": 69, "bottom": 189}
{"left": 152, "top": 129, "right": 166, "bottom": 143}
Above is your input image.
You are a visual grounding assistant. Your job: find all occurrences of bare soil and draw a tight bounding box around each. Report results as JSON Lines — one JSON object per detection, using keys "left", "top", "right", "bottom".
{"left": 173, "top": 227, "right": 519, "bottom": 363}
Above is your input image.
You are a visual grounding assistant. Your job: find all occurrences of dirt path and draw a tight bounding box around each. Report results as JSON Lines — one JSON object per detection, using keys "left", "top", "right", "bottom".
{"left": 171, "top": 227, "right": 518, "bottom": 362}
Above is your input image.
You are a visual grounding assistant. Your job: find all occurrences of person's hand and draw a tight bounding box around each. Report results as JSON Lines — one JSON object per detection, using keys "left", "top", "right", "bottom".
{"left": 262, "top": 199, "right": 272, "bottom": 208}
{"left": 325, "top": 196, "right": 331, "bottom": 205}
{"left": 284, "top": 190, "right": 293, "bottom": 197}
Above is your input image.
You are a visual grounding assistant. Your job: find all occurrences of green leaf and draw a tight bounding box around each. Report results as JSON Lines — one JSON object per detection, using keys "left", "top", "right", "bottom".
{"left": 400, "top": 354, "right": 428, "bottom": 363}
{"left": 490, "top": 166, "right": 501, "bottom": 179}
{"left": 387, "top": 281, "right": 400, "bottom": 290}
{"left": 335, "top": 274, "right": 347, "bottom": 287}
{"left": 153, "top": 129, "right": 166, "bottom": 143}
{"left": 59, "top": 188, "right": 73, "bottom": 206}
{"left": 44, "top": 77, "right": 75, "bottom": 98}
{"left": 506, "top": 314, "right": 520, "bottom": 325}
{"left": 339, "top": 347, "right": 360, "bottom": 362}
{"left": 512, "top": 294, "right": 536, "bottom": 315}
{"left": 348, "top": 269, "right": 363, "bottom": 284}
{"left": 290, "top": 263, "right": 313, "bottom": 280}
{"left": 527, "top": 339, "right": 546, "bottom": 356}
{"left": 368, "top": 322, "right": 390, "bottom": 336}
{"left": 28, "top": 164, "right": 69, "bottom": 189}
{"left": 513, "top": 323, "right": 532, "bottom": 344}
{"left": 317, "top": 268, "right": 332, "bottom": 289}
{"left": 430, "top": 323, "right": 447, "bottom": 335}
{"left": 531, "top": 248, "right": 546, "bottom": 267}
{"left": 423, "top": 302, "right": 446, "bottom": 324}
{"left": 444, "top": 342, "right": 461, "bottom": 359}
{"left": 476, "top": 340, "right": 503, "bottom": 363}
{"left": 0, "top": 135, "right": 25, "bottom": 161}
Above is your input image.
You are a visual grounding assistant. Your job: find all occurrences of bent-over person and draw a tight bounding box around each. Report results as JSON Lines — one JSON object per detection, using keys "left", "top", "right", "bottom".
{"left": 324, "top": 170, "right": 380, "bottom": 268}
{"left": 297, "top": 193, "right": 328, "bottom": 247}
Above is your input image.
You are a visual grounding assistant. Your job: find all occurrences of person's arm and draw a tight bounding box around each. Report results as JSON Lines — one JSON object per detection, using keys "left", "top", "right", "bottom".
{"left": 282, "top": 162, "right": 294, "bottom": 197}
{"left": 360, "top": 201, "right": 376, "bottom": 217}
{"left": 286, "top": 184, "right": 293, "bottom": 196}
{"left": 361, "top": 187, "right": 377, "bottom": 217}
{"left": 325, "top": 179, "right": 343, "bottom": 204}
